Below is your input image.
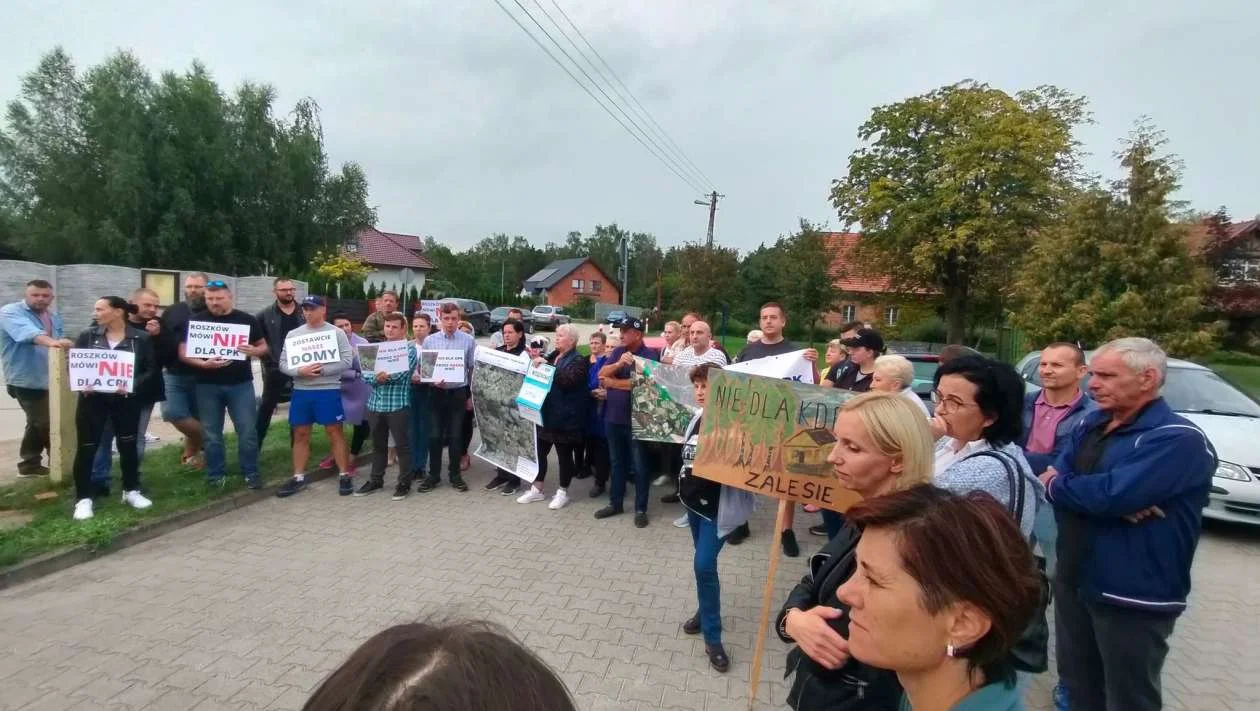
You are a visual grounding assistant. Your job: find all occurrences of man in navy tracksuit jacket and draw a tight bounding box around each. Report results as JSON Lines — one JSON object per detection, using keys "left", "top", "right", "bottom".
{"left": 1040, "top": 338, "right": 1216, "bottom": 711}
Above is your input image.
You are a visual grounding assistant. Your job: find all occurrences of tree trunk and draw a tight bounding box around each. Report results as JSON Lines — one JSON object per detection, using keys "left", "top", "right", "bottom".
{"left": 946, "top": 284, "right": 968, "bottom": 345}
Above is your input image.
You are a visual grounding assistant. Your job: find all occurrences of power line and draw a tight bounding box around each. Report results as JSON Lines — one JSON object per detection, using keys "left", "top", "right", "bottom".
{"left": 490, "top": 0, "right": 709, "bottom": 196}
{"left": 543, "top": 0, "right": 717, "bottom": 192}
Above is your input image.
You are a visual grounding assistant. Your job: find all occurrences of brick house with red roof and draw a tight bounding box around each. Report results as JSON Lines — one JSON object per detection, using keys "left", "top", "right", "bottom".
{"left": 821, "top": 231, "right": 938, "bottom": 330}
{"left": 1187, "top": 218, "right": 1260, "bottom": 343}
{"left": 346, "top": 227, "right": 436, "bottom": 295}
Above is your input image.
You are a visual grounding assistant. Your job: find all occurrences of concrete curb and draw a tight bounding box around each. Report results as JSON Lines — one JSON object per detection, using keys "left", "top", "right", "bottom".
{"left": 0, "top": 453, "right": 373, "bottom": 591}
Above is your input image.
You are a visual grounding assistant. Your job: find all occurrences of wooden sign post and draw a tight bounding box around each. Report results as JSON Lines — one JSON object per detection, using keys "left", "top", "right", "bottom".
{"left": 748, "top": 499, "right": 789, "bottom": 709}
{"left": 47, "top": 348, "right": 77, "bottom": 483}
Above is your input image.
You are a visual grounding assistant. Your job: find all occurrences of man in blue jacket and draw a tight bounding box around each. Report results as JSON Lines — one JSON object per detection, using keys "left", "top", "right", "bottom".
{"left": 1040, "top": 337, "right": 1216, "bottom": 711}
{"left": 1, "top": 280, "right": 73, "bottom": 477}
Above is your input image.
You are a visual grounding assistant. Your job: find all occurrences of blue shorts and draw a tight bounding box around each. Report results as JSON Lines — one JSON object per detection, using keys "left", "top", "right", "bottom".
{"left": 161, "top": 373, "right": 199, "bottom": 421}
{"left": 289, "top": 389, "right": 345, "bottom": 427}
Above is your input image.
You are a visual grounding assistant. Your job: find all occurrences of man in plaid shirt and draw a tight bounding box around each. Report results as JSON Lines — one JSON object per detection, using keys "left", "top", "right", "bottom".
{"left": 354, "top": 313, "right": 419, "bottom": 500}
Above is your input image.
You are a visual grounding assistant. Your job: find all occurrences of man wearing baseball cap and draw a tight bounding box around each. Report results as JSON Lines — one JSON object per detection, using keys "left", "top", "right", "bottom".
{"left": 275, "top": 296, "right": 355, "bottom": 498}
{"left": 594, "top": 315, "right": 660, "bottom": 527}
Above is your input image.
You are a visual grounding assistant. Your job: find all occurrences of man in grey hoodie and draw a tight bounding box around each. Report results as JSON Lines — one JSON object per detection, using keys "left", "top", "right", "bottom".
{"left": 275, "top": 296, "right": 354, "bottom": 498}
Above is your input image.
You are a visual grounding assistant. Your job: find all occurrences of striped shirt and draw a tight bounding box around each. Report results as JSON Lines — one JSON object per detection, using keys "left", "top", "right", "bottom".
{"left": 363, "top": 343, "right": 417, "bottom": 413}
{"left": 672, "top": 346, "right": 728, "bottom": 370}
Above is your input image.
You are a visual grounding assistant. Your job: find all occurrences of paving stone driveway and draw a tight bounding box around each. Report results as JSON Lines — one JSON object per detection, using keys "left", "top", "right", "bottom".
{"left": 1, "top": 458, "right": 1257, "bottom": 710}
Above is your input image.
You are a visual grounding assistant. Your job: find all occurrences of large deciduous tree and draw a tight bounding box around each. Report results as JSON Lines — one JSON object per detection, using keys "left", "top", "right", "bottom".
{"left": 830, "top": 81, "right": 1089, "bottom": 343}
{"left": 0, "top": 48, "right": 375, "bottom": 273}
{"left": 1013, "top": 122, "right": 1219, "bottom": 356}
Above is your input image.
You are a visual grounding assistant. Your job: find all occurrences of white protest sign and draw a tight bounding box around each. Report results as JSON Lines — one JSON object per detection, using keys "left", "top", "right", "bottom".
{"left": 419, "top": 349, "right": 466, "bottom": 384}
{"left": 284, "top": 330, "right": 341, "bottom": 368}
{"left": 68, "top": 349, "right": 136, "bottom": 393}
{"left": 515, "top": 362, "right": 555, "bottom": 426}
{"left": 419, "top": 300, "right": 441, "bottom": 321}
{"left": 369, "top": 340, "right": 411, "bottom": 375}
{"left": 186, "top": 320, "right": 252, "bottom": 361}
{"left": 725, "top": 349, "right": 815, "bottom": 383}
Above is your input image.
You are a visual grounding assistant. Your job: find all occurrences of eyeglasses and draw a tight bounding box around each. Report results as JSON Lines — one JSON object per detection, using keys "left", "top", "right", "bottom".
{"left": 930, "top": 390, "right": 979, "bottom": 413}
{"left": 206, "top": 280, "right": 228, "bottom": 289}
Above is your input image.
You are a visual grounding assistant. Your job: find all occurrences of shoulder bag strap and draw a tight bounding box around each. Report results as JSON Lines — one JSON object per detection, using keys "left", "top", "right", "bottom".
{"left": 965, "top": 449, "right": 1025, "bottom": 522}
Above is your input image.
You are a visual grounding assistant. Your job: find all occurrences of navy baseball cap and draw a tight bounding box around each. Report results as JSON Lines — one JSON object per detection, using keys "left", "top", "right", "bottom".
{"left": 300, "top": 295, "right": 326, "bottom": 308}
{"left": 614, "top": 316, "right": 645, "bottom": 331}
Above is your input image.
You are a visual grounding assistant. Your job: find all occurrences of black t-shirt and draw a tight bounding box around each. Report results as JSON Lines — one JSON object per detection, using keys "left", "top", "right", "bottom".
{"left": 279, "top": 307, "right": 302, "bottom": 338}
{"left": 180, "top": 309, "right": 265, "bottom": 385}
{"left": 159, "top": 301, "right": 197, "bottom": 375}
{"left": 834, "top": 364, "right": 873, "bottom": 393}
{"left": 1057, "top": 420, "right": 1116, "bottom": 585}
{"left": 824, "top": 362, "right": 845, "bottom": 386}
{"left": 734, "top": 338, "right": 800, "bottom": 364}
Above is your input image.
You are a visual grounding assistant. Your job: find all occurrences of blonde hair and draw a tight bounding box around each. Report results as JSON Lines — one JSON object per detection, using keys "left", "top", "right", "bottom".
{"left": 874, "top": 354, "right": 915, "bottom": 391}
{"left": 839, "top": 392, "right": 934, "bottom": 492}
{"left": 458, "top": 320, "right": 473, "bottom": 334}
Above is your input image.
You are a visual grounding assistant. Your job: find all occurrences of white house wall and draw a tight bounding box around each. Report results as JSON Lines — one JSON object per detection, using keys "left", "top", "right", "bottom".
{"left": 364, "top": 268, "right": 427, "bottom": 295}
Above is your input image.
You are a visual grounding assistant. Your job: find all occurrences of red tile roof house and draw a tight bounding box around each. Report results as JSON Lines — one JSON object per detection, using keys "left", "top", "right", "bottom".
{"left": 821, "top": 231, "right": 939, "bottom": 331}
{"left": 1187, "top": 218, "right": 1260, "bottom": 346}
{"left": 346, "top": 227, "right": 436, "bottom": 295}
{"left": 521, "top": 257, "right": 621, "bottom": 307}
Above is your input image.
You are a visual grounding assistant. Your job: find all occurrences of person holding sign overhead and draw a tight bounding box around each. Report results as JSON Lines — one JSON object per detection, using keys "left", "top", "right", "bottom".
{"left": 274, "top": 296, "right": 354, "bottom": 498}
{"left": 70, "top": 296, "right": 158, "bottom": 521}
{"left": 179, "top": 280, "right": 268, "bottom": 489}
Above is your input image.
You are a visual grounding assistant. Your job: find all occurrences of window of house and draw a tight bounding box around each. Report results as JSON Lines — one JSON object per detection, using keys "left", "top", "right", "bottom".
{"left": 571, "top": 278, "right": 584, "bottom": 290}
{"left": 591, "top": 280, "right": 602, "bottom": 292}
{"left": 841, "top": 304, "right": 856, "bottom": 322}
{"left": 885, "top": 305, "right": 900, "bottom": 327}
{"left": 1223, "top": 258, "right": 1260, "bottom": 284}
{"left": 345, "top": 242, "right": 358, "bottom": 253}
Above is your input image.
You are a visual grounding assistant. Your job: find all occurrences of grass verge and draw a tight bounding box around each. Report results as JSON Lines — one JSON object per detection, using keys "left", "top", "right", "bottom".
{"left": 0, "top": 425, "right": 332, "bottom": 568}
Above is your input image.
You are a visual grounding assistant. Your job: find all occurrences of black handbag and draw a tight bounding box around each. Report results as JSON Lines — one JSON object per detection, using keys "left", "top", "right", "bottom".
{"left": 966, "top": 450, "right": 1051, "bottom": 674}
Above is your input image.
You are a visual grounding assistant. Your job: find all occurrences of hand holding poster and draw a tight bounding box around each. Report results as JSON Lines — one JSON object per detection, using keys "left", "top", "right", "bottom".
{"left": 630, "top": 358, "right": 699, "bottom": 443}
{"left": 724, "top": 348, "right": 816, "bottom": 383}
{"left": 68, "top": 349, "right": 136, "bottom": 393}
{"left": 418, "top": 349, "right": 466, "bottom": 384}
{"left": 470, "top": 347, "right": 540, "bottom": 481}
{"left": 284, "top": 330, "right": 341, "bottom": 368}
{"left": 186, "top": 321, "right": 252, "bottom": 361}
{"left": 358, "top": 340, "right": 410, "bottom": 375}
{"left": 515, "top": 362, "right": 555, "bottom": 426}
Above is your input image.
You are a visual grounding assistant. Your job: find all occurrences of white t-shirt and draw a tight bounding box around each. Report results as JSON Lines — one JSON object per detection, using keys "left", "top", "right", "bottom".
{"left": 673, "top": 346, "right": 728, "bottom": 370}
{"left": 901, "top": 387, "right": 931, "bottom": 417}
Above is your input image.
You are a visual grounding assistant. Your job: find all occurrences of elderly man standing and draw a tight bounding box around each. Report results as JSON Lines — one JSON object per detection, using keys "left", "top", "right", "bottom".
{"left": 1040, "top": 337, "right": 1216, "bottom": 711}
{"left": 1, "top": 279, "right": 72, "bottom": 477}
{"left": 360, "top": 290, "right": 399, "bottom": 343}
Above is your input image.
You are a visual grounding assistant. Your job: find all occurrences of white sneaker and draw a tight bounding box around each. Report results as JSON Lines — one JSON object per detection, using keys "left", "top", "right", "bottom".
{"left": 122, "top": 490, "right": 152, "bottom": 510}
{"left": 652, "top": 475, "right": 670, "bottom": 487}
{"left": 548, "top": 489, "right": 570, "bottom": 510}
{"left": 516, "top": 488, "right": 546, "bottom": 504}
{"left": 673, "top": 514, "right": 689, "bottom": 528}
{"left": 73, "top": 498, "right": 94, "bottom": 521}
{"left": 143, "top": 433, "right": 160, "bottom": 443}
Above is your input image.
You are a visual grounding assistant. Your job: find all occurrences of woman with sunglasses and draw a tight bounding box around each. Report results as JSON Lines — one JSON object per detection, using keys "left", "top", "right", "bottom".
{"left": 71, "top": 296, "right": 159, "bottom": 521}
{"left": 930, "top": 355, "right": 1041, "bottom": 537}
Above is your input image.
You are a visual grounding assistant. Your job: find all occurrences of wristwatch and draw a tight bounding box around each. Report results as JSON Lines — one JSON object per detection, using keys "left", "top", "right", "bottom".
{"left": 779, "top": 609, "right": 794, "bottom": 641}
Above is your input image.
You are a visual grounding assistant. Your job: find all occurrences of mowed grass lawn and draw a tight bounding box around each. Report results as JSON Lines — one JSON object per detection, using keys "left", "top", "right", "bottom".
{"left": 0, "top": 425, "right": 335, "bottom": 568}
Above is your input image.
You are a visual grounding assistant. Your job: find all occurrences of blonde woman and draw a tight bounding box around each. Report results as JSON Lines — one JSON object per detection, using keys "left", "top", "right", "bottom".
{"left": 776, "top": 392, "right": 935, "bottom": 711}
{"left": 871, "top": 354, "right": 931, "bottom": 416}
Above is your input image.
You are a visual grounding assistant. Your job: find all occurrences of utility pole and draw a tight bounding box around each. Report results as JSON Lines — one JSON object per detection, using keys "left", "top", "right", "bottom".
{"left": 617, "top": 235, "right": 629, "bottom": 306}
{"left": 694, "top": 191, "right": 724, "bottom": 248}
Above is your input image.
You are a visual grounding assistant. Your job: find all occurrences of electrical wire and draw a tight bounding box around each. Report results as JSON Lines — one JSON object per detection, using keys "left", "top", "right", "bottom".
{"left": 490, "top": 0, "right": 710, "bottom": 196}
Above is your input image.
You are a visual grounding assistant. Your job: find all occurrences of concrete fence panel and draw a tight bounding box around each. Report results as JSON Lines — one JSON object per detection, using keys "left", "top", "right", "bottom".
{"left": 0, "top": 260, "right": 55, "bottom": 307}
{"left": 56, "top": 264, "right": 143, "bottom": 336}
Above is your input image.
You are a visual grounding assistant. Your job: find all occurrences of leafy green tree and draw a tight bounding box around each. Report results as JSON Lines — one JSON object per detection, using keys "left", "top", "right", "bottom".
{"left": 774, "top": 220, "right": 841, "bottom": 341}
{"left": 830, "top": 81, "right": 1089, "bottom": 343}
{"left": 670, "top": 243, "right": 741, "bottom": 321}
{"left": 1013, "top": 122, "right": 1219, "bottom": 356}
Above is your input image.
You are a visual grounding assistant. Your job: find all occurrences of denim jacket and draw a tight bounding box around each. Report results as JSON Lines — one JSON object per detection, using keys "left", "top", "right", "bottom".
{"left": 0, "top": 300, "right": 65, "bottom": 390}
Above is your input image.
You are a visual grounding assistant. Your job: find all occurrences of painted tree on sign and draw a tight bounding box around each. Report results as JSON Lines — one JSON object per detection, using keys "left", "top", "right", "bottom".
{"left": 830, "top": 81, "right": 1089, "bottom": 343}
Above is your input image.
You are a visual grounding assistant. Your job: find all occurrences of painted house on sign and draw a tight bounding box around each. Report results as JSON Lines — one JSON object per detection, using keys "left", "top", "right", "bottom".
{"left": 521, "top": 257, "right": 621, "bottom": 307}
{"left": 783, "top": 428, "right": 837, "bottom": 476}
{"left": 347, "top": 227, "right": 436, "bottom": 296}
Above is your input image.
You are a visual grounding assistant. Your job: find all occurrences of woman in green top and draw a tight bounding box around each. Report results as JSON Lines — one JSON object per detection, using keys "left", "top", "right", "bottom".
{"left": 838, "top": 486, "right": 1042, "bottom": 711}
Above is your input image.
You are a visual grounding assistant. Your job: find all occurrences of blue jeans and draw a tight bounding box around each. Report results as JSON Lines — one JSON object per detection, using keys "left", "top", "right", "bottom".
{"left": 606, "top": 423, "right": 648, "bottom": 512}
{"left": 1034, "top": 503, "right": 1059, "bottom": 578}
{"left": 196, "top": 381, "right": 259, "bottom": 482}
{"left": 688, "top": 510, "right": 726, "bottom": 645}
{"left": 91, "top": 403, "right": 153, "bottom": 486}
{"left": 409, "top": 385, "right": 430, "bottom": 474}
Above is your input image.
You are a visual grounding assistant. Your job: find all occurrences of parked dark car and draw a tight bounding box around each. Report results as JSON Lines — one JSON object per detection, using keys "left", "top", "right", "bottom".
{"left": 531, "top": 305, "right": 571, "bottom": 330}
{"left": 604, "top": 309, "right": 628, "bottom": 324}
{"left": 439, "top": 298, "right": 492, "bottom": 336}
{"left": 490, "top": 306, "right": 534, "bottom": 334}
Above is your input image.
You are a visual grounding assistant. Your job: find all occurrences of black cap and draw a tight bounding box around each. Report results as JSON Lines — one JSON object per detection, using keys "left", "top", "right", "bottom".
{"left": 841, "top": 327, "right": 885, "bottom": 353}
{"left": 614, "top": 316, "right": 645, "bottom": 332}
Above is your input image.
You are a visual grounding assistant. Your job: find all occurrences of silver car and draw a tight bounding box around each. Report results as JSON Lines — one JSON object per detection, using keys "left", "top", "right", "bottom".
{"left": 1016, "top": 352, "right": 1260, "bottom": 525}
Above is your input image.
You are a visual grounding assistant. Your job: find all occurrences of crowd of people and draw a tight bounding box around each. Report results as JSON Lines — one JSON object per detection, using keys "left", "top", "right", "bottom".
{"left": 0, "top": 276, "right": 1221, "bottom": 711}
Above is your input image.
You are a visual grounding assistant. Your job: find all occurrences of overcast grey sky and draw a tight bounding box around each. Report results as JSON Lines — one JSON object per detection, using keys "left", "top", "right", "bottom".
{"left": 3, "top": 0, "right": 1257, "bottom": 253}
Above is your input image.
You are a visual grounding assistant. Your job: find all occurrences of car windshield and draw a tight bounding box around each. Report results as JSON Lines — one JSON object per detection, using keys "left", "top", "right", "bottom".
{"left": 533, "top": 306, "right": 552, "bottom": 314}
{"left": 1162, "top": 369, "right": 1260, "bottom": 417}
{"left": 491, "top": 307, "right": 509, "bottom": 318}
{"left": 910, "top": 360, "right": 938, "bottom": 382}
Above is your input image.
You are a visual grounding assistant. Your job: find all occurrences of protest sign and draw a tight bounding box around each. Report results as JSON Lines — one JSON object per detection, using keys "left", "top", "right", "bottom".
{"left": 284, "top": 330, "right": 341, "bottom": 368}
{"left": 471, "top": 347, "right": 540, "bottom": 481}
{"left": 630, "top": 358, "right": 698, "bottom": 443}
{"left": 357, "top": 340, "right": 410, "bottom": 375}
{"left": 694, "top": 367, "right": 861, "bottom": 512}
{"left": 419, "top": 300, "right": 440, "bottom": 321}
{"left": 68, "top": 349, "right": 135, "bottom": 393}
{"left": 515, "top": 362, "right": 554, "bottom": 426}
{"left": 186, "top": 320, "right": 252, "bottom": 361}
{"left": 418, "top": 349, "right": 466, "bottom": 384}
{"left": 724, "top": 348, "right": 816, "bottom": 383}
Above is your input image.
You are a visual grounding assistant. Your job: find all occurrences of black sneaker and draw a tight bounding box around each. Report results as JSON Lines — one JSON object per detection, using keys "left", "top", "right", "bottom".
{"left": 417, "top": 476, "right": 440, "bottom": 493}
{"left": 338, "top": 475, "right": 354, "bottom": 496}
{"left": 593, "top": 505, "right": 623, "bottom": 520}
{"left": 781, "top": 529, "right": 800, "bottom": 558}
{"left": 450, "top": 475, "right": 468, "bottom": 493}
{"left": 17, "top": 467, "right": 50, "bottom": 478}
{"left": 275, "top": 478, "right": 306, "bottom": 498}
{"left": 634, "top": 512, "right": 649, "bottom": 528}
{"left": 392, "top": 483, "right": 410, "bottom": 500}
{"left": 808, "top": 523, "right": 829, "bottom": 537}
{"left": 683, "top": 613, "right": 701, "bottom": 635}
{"left": 355, "top": 480, "right": 383, "bottom": 497}
{"left": 705, "top": 643, "right": 730, "bottom": 673}
{"left": 501, "top": 481, "right": 520, "bottom": 496}
{"left": 484, "top": 473, "right": 508, "bottom": 491}
{"left": 725, "top": 522, "right": 751, "bottom": 545}
{"left": 588, "top": 483, "right": 606, "bottom": 498}
{"left": 660, "top": 492, "right": 680, "bottom": 504}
